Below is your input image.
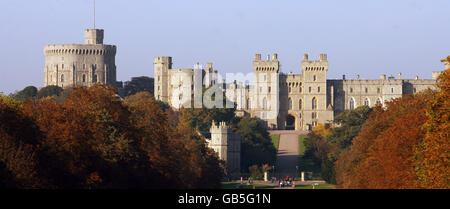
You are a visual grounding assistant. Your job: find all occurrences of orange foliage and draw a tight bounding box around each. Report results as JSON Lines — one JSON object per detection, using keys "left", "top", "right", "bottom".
{"left": 336, "top": 92, "right": 431, "bottom": 189}
{"left": 415, "top": 67, "right": 450, "bottom": 188}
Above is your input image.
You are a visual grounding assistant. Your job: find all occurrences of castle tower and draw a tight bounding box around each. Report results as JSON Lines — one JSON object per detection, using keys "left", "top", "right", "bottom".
{"left": 301, "top": 53, "right": 332, "bottom": 129}
{"left": 43, "top": 29, "right": 117, "bottom": 88}
{"left": 84, "top": 29, "right": 104, "bottom": 44}
{"left": 154, "top": 56, "right": 172, "bottom": 103}
{"left": 252, "top": 53, "right": 280, "bottom": 128}
{"left": 209, "top": 121, "right": 241, "bottom": 177}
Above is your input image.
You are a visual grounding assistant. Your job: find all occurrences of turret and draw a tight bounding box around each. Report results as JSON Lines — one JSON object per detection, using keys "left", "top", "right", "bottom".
{"left": 84, "top": 29, "right": 104, "bottom": 44}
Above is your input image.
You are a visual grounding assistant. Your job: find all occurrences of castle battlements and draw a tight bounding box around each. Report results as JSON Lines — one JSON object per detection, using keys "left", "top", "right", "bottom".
{"left": 154, "top": 52, "right": 442, "bottom": 131}
{"left": 43, "top": 29, "right": 117, "bottom": 89}
{"left": 210, "top": 120, "right": 229, "bottom": 133}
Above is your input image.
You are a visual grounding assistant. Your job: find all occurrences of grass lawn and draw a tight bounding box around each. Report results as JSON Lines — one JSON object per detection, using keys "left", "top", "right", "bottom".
{"left": 271, "top": 134, "right": 280, "bottom": 150}
{"left": 294, "top": 184, "right": 336, "bottom": 189}
{"left": 222, "top": 182, "right": 274, "bottom": 189}
{"left": 298, "top": 134, "right": 322, "bottom": 179}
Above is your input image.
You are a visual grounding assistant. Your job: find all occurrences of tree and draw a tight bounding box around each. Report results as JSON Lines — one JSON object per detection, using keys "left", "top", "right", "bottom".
{"left": 415, "top": 65, "right": 450, "bottom": 189}
{"left": 233, "top": 117, "right": 277, "bottom": 172}
{"left": 336, "top": 92, "right": 432, "bottom": 188}
{"left": 0, "top": 97, "right": 44, "bottom": 188}
{"left": 12, "top": 86, "right": 38, "bottom": 101}
{"left": 37, "top": 85, "right": 63, "bottom": 98}
{"left": 119, "top": 76, "right": 154, "bottom": 97}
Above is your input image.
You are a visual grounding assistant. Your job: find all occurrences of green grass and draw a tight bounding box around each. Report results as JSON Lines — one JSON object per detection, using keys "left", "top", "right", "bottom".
{"left": 222, "top": 182, "right": 274, "bottom": 189}
{"left": 294, "top": 184, "right": 336, "bottom": 189}
{"left": 271, "top": 134, "right": 280, "bottom": 150}
{"left": 298, "top": 135, "right": 322, "bottom": 179}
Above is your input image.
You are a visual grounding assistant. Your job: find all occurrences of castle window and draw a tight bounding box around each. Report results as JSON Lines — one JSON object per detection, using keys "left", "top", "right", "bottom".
{"left": 377, "top": 88, "right": 380, "bottom": 93}
{"left": 268, "top": 86, "right": 271, "bottom": 93}
{"left": 262, "top": 97, "right": 267, "bottom": 110}
{"left": 264, "top": 75, "right": 267, "bottom": 81}
{"left": 158, "top": 86, "right": 160, "bottom": 91}
{"left": 83, "top": 64, "right": 86, "bottom": 69}
{"left": 60, "top": 74, "right": 64, "bottom": 83}
{"left": 309, "top": 87, "right": 311, "bottom": 93}
{"left": 312, "top": 112, "right": 317, "bottom": 119}
{"left": 349, "top": 98, "right": 355, "bottom": 110}
{"left": 299, "top": 87, "right": 302, "bottom": 93}
{"left": 364, "top": 98, "right": 370, "bottom": 106}
{"left": 413, "top": 88, "right": 416, "bottom": 93}
{"left": 391, "top": 88, "right": 394, "bottom": 93}
{"left": 289, "top": 87, "right": 292, "bottom": 93}
{"left": 62, "top": 64, "right": 64, "bottom": 69}
{"left": 158, "top": 76, "right": 160, "bottom": 81}
{"left": 313, "top": 75, "right": 316, "bottom": 81}
{"left": 376, "top": 98, "right": 382, "bottom": 105}
{"left": 350, "top": 87, "right": 353, "bottom": 93}
{"left": 299, "top": 99, "right": 302, "bottom": 110}
{"left": 93, "top": 74, "right": 97, "bottom": 83}
{"left": 318, "top": 87, "right": 320, "bottom": 92}
{"left": 312, "top": 97, "right": 317, "bottom": 110}
{"left": 82, "top": 74, "right": 86, "bottom": 83}
{"left": 365, "top": 88, "right": 368, "bottom": 93}
{"left": 288, "top": 98, "right": 292, "bottom": 110}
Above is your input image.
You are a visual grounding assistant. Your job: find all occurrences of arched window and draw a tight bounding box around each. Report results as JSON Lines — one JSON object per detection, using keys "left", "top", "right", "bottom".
{"left": 364, "top": 98, "right": 370, "bottom": 106}
{"left": 376, "top": 98, "right": 382, "bottom": 105}
{"left": 312, "top": 97, "right": 317, "bottom": 110}
{"left": 82, "top": 74, "right": 86, "bottom": 83}
{"left": 349, "top": 98, "right": 355, "bottom": 110}
{"left": 313, "top": 75, "right": 316, "bottom": 81}
{"left": 318, "top": 87, "right": 320, "bottom": 92}
{"left": 288, "top": 98, "right": 292, "bottom": 110}
{"left": 93, "top": 74, "right": 98, "bottom": 83}
{"left": 299, "top": 99, "right": 302, "bottom": 110}
{"left": 60, "top": 74, "right": 64, "bottom": 83}
{"left": 262, "top": 97, "right": 267, "bottom": 110}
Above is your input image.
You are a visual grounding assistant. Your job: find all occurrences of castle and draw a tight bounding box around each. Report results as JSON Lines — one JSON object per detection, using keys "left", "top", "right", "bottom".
{"left": 154, "top": 53, "right": 440, "bottom": 131}
{"left": 206, "top": 121, "right": 241, "bottom": 178}
{"left": 43, "top": 29, "right": 117, "bottom": 88}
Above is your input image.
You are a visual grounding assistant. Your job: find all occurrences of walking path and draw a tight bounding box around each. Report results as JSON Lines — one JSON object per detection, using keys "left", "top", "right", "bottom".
{"left": 269, "top": 130, "right": 308, "bottom": 179}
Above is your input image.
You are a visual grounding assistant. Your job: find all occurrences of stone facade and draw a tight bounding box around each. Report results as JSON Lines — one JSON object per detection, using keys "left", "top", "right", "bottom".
{"left": 43, "top": 29, "right": 117, "bottom": 88}
{"left": 155, "top": 53, "right": 439, "bottom": 131}
{"left": 153, "top": 57, "right": 218, "bottom": 108}
{"left": 207, "top": 121, "right": 241, "bottom": 178}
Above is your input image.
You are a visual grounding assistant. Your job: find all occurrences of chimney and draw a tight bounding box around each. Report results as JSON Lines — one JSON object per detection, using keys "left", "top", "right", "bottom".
{"left": 267, "top": 54, "right": 271, "bottom": 61}
{"left": 356, "top": 74, "right": 360, "bottom": 80}
{"left": 342, "top": 75, "right": 346, "bottom": 80}
{"left": 303, "top": 53, "right": 309, "bottom": 61}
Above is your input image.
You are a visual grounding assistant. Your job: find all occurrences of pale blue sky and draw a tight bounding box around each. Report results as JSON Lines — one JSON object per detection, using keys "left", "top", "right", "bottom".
{"left": 1, "top": 0, "right": 449, "bottom": 93}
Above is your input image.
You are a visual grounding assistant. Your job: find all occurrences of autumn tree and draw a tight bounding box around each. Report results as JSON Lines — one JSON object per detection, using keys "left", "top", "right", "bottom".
{"left": 415, "top": 64, "right": 450, "bottom": 189}
{"left": 335, "top": 92, "right": 432, "bottom": 188}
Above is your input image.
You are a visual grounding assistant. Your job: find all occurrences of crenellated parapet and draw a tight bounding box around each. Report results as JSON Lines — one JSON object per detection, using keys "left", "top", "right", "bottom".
{"left": 44, "top": 44, "right": 116, "bottom": 56}
{"left": 253, "top": 53, "right": 279, "bottom": 72}
{"left": 302, "top": 53, "right": 328, "bottom": 72}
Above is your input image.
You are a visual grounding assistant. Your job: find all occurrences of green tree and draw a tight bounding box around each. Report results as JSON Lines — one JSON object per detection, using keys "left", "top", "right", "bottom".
{"left": 12, "top": 86, "right": 38, "bottom": 101}
{"left": 37, "top": 85, "right": 63, "bottom": 98}
{"left": 233, "top": 117, "right": 277, "bottom": 172}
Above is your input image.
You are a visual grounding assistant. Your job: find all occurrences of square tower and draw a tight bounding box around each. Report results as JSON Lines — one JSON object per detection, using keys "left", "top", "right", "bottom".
{"left": 154, "top": 56, "right": 172, "bottom": 103}
{"left": 84, "top": 29, "right": 104, "bottom": 44}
